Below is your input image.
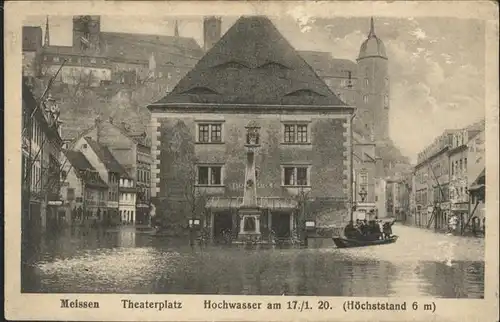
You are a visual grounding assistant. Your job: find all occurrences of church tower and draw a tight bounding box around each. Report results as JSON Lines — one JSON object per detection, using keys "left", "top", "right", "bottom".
{"left": 356, "top": 17, "right": 390, "bottom": 141}
{"left": 44, "top": 16, "right": 50, "bottom": 47}
{"left": 72, "top": 15, "right": 101, "bottom": 52}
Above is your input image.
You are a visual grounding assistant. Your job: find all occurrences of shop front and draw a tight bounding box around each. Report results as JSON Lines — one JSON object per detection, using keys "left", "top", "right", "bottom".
{"left": 436, "top": 202, "right": 450, "bottom": 231}
{"left": 46, "top": 200, "right": 64, "bottom": 231}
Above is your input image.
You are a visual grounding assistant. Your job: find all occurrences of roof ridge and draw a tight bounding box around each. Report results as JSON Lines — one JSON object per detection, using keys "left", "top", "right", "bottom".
{"left": 153, "top": 15, "right": 346, "bottom": 107}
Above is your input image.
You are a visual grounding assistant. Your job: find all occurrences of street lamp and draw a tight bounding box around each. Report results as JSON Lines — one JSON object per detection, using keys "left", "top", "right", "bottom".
{"left": 359, "top": 187, "right": 367, "bottom": 202}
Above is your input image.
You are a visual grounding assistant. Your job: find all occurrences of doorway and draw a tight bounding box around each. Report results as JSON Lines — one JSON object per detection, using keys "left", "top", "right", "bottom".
{"left": 271, "top": 212, "right": 291, "bottom": 238}
{"left": 213, "top": 212, "right": 233, "bottom": 242}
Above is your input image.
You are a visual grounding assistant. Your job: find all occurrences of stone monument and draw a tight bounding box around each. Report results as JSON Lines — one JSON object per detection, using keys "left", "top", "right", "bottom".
{"left": 237, "top": 120, "right": 262, "bottom": 243}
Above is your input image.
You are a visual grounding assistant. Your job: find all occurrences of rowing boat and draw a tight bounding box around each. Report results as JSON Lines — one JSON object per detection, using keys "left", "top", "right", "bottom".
{"left": 332, "top": 235, "right": 398, "bottom": 248}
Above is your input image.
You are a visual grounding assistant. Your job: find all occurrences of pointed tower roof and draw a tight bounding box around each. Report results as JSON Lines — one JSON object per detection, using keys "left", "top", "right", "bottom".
{"left": 358, "top": 17, "right": 387, "bottom": 60}
{"left": 174, "top": 20, "right": 180, "bottom": 37}
{"left": 44, "top": 16, "right": 50, "bottom": 47}
{"left": 151, "top": 16, "right": 347, "bottom": 108}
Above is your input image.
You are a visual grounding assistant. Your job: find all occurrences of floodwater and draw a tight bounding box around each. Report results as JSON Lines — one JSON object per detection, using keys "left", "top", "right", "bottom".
{"left": 21, "top": 224, "right": 484, "bottom": 298}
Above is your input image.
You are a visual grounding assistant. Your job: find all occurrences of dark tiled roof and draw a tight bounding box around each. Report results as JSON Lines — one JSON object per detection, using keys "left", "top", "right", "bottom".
{"left": 65, "top": 151, "right": 108, "bottom": 187}
{"left": 299, "top": 51, "right": 357, "bottom": 78}
{"left": 153, "top": 16, "right": 346, "bottom": 107}
{"left": 100, "top": 32, "right": 203, "bottom": 69}
{"left": 65, "top": 150, "right": 95, "bottom": 171}
{"left": 23, "top": 26, "right": 43, "bottom": 51}
{"left": 84, "top": 137, "right": 130, "bottom": 177}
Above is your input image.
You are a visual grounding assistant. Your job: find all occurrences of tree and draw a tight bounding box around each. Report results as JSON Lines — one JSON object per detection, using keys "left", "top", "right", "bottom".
{"left": 157, "top": 120, "right": 207, "bottom": 235}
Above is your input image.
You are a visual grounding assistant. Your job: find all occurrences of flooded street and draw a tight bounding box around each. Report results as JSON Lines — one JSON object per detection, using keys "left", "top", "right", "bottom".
{"left": 22, "top": 224, "right": 484, "bottom": 298}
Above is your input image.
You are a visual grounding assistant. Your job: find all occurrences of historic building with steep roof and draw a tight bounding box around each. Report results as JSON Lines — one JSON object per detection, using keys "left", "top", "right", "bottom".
{"left": 148, "top": 16, "right": 355, "bottom": 240}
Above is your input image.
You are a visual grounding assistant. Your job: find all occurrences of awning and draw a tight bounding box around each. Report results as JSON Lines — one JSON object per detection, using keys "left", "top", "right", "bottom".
{"left": 206, "top": 197, "right": 298, "bottom": 211}
{"left": 470, "top": 168, "right": 485, "bottom": 186}
{"left": 468, "top": 184, "right": 485, "bottom": 192}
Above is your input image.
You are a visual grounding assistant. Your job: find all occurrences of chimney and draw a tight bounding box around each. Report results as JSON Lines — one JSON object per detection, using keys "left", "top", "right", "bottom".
{"left": 203, "top": 16, "right": 222, "bottom": 52}
{"left": 95, "top": 116, "right": 102, "bottom": 143}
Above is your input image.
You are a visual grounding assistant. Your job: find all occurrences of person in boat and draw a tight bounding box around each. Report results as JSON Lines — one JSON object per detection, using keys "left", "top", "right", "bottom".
{"left": 344, "top": 221, "right": 358, "bottom": 239}
{"left": 382, "top": 220, "right": 395, "bottom": 239}
{"left": 378, "top": 220, "right": 385, "bottom": 239}
{"left": 368, "top": 218, "right": 382, "bottom": 241}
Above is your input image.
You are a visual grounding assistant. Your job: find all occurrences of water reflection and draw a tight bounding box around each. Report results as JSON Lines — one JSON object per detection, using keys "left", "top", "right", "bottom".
{"left": 22, "top": 226, "right": 484, "bottom": 298}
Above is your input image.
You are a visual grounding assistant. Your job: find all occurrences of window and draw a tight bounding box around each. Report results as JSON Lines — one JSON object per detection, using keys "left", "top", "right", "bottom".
{"left": 464, "top": 157, "right": 467, "bottom": 170}
{"left": 451, "top": 161, "right": 454, "bottom": 175}
{"left": 53, "top": 56, "right": 60, "bottom": 62}
{"left": 459, "top": 159, "right": 463, "bottom": 172}
{"left": 283, "top": 166, "right": 310, "bottom": 186}
{"left": 197, "top": 165, "right": 223, "bottom": 186}
{"left": 210, "top": 124, "right": 222, "bottom": 142}
{"left": 385, "top": 78, "right": 389, "bottom": 88}
{"left": 363, "top": 95, "right": 368, "bottom": 104}
{"left": 384, "top": 95, "right": 389, "bottom": 108}
{"left": 283, "top": 123, "right": 309, "bottom": 143}
{"left": 197, "top": 123, "right": 223, "bottom": 143}
{"left": 364, "top": 78, "right": 369, "bottom": 87}
{"left": 284, "top": 124, "right": 295, "bottom": 143}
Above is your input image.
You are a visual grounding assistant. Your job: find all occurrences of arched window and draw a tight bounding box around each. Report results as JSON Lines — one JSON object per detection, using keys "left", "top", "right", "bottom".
{"left": 363, "top": 95, "right": 368, "bottom": 104}
{"left": 384, "top": 95, "right": 389, "bottom": 108}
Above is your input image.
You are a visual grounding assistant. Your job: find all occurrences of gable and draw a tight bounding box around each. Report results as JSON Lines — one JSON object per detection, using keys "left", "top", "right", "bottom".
{"left": 151, "top": 16, "right": 346, "bottom": 108}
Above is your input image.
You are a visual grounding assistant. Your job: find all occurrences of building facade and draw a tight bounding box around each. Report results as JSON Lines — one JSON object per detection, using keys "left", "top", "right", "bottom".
{"left": 22, "top": 79, "right": 64, "bottom": 233}
{"left": 466, "top": 128, "right": 485, "bottom": 233}
{"left": 449, "top": 127, "right": 475, "bottom": 229}
{"left": 149, "top": 16, "right": 354, "bottom": 240}
{"left": 119, "top": 177, "right": 137, "bottom": 224}
{"left": 352, "top": 132, "right": 383, "bottom": 216}
{"left": 61, "top": 150, "right": 109, "bottom": 225}
{"left": 72, "top": 137, "right": 129, "bottom": 224}
{"left": 83, "top": 118, "right": 152, "bottom": 224}
{"left": 413, "top": 130, "right": 453, "bottom": 229}
{"left": 410, "top": 119, "right": 485, "bottom": 233}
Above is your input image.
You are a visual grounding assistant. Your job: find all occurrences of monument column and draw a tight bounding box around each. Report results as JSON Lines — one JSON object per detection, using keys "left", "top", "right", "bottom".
{"left": 237, "top": 121, "right": 262, "bottom": 243}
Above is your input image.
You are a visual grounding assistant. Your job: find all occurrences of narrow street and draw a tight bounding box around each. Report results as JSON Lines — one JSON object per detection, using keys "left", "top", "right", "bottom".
{"left": 22, "top": 223, "right": 484, "bottom": 297}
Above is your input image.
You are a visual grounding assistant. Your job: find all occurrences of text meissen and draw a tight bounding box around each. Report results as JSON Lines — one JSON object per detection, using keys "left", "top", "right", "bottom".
{"left": 121, "top": 299, "right": 182, "bottom": 311}
{"left": 60, "top": 299, "right": 100, "bottom": 309}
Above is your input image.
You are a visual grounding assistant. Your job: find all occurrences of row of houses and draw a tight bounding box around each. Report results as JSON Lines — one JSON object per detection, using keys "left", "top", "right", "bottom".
{"left": 389, "top": 120, "right": 486, "bottom": 235}
{"left": 22, "top": 78, "right": 153, "bottom": 231}
{"left": 59, "top": 117, "right": 153, "bottom": 227}
{"left": 22, "top": 79, "right": 64, "bottom": 233}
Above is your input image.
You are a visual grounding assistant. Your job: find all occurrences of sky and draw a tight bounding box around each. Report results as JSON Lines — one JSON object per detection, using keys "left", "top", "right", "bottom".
{"left": 23, "top": 14, "right": 486, "bottom": 162}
